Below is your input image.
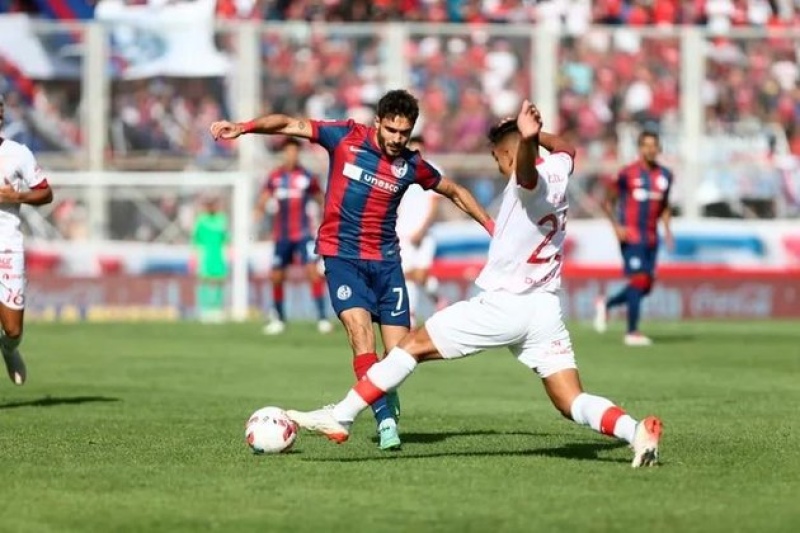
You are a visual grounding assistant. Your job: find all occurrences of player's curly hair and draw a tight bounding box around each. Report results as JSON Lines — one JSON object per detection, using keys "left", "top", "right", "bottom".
{"left": 487, "top": 118, "right": 519, "bottom": 144}
{"left": 376, "top": 90, "right": 419, "bottom": 123}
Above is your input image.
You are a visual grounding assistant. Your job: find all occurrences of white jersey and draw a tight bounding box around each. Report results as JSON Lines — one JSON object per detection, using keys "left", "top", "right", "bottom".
{"left": 475, "top": 152, "right": 573, "bottom": 294}
{"left": 397, "top": 183, "right": 438, "bottom": 239}
{"left": 0, "top": 139, "right": 47, "bottom": 251}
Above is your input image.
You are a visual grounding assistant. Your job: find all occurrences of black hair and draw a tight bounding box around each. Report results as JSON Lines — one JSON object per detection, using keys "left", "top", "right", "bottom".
{"left": 487, "top": 118, "right": 519, "bottom": 145}
{"left": 638, "top": 131, "right": 660, "bottom": 145}
{"left": 376, "top": 90, "right": 419, "bottom": 123}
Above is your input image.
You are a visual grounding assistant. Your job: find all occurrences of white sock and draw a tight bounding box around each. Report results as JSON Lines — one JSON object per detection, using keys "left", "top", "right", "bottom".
{"left": 570, "top": 393, "right": 637, "bottom": 444}
{"left": 332, "top": 347, "right": 418, "bottom": 422}
{"left": 367, "top": 347, "right": 418, "bottom": 391}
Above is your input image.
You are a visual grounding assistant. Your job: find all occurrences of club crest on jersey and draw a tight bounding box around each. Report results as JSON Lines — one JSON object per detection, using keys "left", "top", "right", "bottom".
{"left": 657, "top": 175, "right": 669, "bottom": 191}
{"left": 391, "top": 158, "right": 408, "bottom": 178}
{"left": 337, "top": 285, "right": 352, "bottom": 300}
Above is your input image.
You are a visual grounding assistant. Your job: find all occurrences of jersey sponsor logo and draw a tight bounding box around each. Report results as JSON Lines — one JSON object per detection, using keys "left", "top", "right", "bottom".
{"left": 391, "top": 158, "right": 408, "bottom": 178}
{"left": 273, "top": 188, "right": 306, "bottom": 200}
{"left": 336, "top": 284, "right": 352, "bottom": 300}
{"left": 342, "top": 163, "right": 400, "bottom": 193}
{"left": 632, "top": 188, "right": 665, "bottom": 202}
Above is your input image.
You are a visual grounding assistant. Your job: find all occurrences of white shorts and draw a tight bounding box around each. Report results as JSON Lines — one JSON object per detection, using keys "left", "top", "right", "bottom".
{"left": 399, "top": 236, "right": 436, "bottom": 273}
{"left": 425, "top": 290, "right": 577, "bottom": 378}
{"left": 0, "top": 252, "right": 26, "bottom": 310}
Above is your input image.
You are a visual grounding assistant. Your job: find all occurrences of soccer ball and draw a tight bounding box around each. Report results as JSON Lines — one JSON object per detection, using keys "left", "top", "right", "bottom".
{"left": 245, "top": 406, "right": 297, "bottom": 454}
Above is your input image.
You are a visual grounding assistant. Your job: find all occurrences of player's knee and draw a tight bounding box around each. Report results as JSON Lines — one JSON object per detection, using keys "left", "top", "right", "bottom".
{"left": 2, "top": 324, "right": 23, "bottom": 339}
{"left": 629, "top": 273, "right": 653, "bottom": 293}
{"left": 270, "top": 269, "right": 285, "bottom": 284}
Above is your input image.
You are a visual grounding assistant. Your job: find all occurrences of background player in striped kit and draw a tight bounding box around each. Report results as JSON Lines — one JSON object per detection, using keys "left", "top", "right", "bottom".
{"left": 210, "top": 90, "right": 493, "bottom": 450}
{"left": 595, "top": 131, "right": 674, "bottom": 346}
{"left": 257, "top": 137, "right": 331, "bottom": 335}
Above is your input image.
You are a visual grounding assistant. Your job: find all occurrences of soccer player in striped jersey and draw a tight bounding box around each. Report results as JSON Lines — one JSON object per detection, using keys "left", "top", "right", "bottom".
{"left": 257, "top": 138, "right": 331, "bottom": 335}
{"left": 595, "top": 131, "right": 674, "bottom": 346}
{"left": 211, "top": 90, "right": 493, "bottom": 450}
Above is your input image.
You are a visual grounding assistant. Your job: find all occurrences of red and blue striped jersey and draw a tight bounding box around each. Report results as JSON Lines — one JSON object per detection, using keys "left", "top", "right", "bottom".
{"left": 615, "top": 161, "right": 673, "bottom": 246}
{"left": 309, "top": 119, "right": 442, "bottom": 261}
{"left": 263, "top": 165, "right": 321, "bottom": 242}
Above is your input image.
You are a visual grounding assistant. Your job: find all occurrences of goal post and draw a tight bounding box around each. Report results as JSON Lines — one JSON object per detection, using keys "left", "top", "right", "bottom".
{"left": 23, "top": 171, "right": 255, "bottom": 321}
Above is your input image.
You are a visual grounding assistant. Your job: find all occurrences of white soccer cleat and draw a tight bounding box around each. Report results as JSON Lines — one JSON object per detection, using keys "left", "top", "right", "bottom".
{"left": 593, "top": 297, "right": 608, "bottom": 334}
{"left": 624, "top": 333, "right": 653, "bottom": 346}
{"left": 262, "top": 320, "right": 286, "bottom": 335}
{"left": 631, "top": 416, "right": 662, "bottom": 468}
{"left": 286, "top": 407, "right": 351, "bottom": 444}
{"left": 317, "top": 319, "right": 334, "bottom": 334}
{"left": 3, "top": 348, "right": 26, "bottom": 386}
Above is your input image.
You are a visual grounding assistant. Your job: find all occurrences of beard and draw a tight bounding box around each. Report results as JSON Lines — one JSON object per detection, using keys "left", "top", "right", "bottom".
{"left": 377, "top": 131, "right": 403, "bottom": 157}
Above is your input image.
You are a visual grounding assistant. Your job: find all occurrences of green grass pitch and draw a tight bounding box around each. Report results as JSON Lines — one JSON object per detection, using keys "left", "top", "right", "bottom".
{"left": 1, "top": 320, "right": 799, "bottom": 532}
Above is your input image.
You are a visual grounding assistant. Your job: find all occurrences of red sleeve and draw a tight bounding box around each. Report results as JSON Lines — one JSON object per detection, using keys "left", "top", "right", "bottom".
{"left": 263, "top": 171, "right": 277, "bottom": 193}
{"left": 415, "top": 158, "right": 442, "bottom": 190}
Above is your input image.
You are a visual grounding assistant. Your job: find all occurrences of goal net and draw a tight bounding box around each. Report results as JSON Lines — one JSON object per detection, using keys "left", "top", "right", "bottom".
{"left": 21, "top": 171, "right": 258, "bottom": 322}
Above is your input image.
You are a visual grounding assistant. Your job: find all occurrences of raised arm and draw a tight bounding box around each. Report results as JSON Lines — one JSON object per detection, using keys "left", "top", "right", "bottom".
{"left": 514, "top": 100, "right": 543, "bottom": 190}
{"left": 210, "top": 114, "right": 313, "bottom": 141}
{"left": 433, "top": 178, "right": 494, "bottom": 235}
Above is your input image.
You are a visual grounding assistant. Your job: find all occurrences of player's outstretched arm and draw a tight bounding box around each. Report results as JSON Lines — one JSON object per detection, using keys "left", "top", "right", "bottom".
{"left": 0, "top": 184, "right": 53, "bottom": 206}
{"left": 434, "top": 178, "right": 494, "bottom": 235}
{"left": 210, "top": 114, "right": 313, "bottom": 141}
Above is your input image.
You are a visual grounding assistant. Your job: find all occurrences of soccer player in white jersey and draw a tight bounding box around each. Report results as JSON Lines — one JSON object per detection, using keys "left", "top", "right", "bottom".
{"left": 287, "top": 101, "right": 663, "bottom": 467}
{"left": 0, "top": 95, "right": 54, "bottom": 385}
{"left": 397, "top": 135, "right": 443, "bottom": 324}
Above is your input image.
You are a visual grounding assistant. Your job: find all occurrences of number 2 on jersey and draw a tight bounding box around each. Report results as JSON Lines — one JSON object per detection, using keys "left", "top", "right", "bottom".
{"left": 527, "top": 213, "right": 566, "bottom": 264}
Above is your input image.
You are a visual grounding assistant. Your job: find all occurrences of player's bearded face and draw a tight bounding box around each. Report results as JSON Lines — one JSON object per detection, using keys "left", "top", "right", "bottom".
{"left": 375, "top": 116, "right": 414, "bottom": 157}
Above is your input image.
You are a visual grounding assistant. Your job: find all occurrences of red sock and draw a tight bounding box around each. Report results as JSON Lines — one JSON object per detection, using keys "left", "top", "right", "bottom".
{"left": 272, "top": 283, "right": 284, "bottom": 304}
{"left": 353, "top": 377, "right": 385, "bottom": 405}
{"left": 599, "top": 406, "right": 625, "bottom": 436}
{"left": 311, "top": 278, "right": 325, "bottom": 299}
{"left": 353, "top": 352, "right": 379, "bottom": 380}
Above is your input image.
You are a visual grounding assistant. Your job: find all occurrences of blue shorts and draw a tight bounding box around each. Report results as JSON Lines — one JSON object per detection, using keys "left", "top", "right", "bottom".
{"left": 323, "top": 256, "right": 410, "bottom": 327}
{"left": 621, "top": 243, "right": 658, "bottom": 276}
{"left": 272, "top": 238, "right": 317, "bottom": 269}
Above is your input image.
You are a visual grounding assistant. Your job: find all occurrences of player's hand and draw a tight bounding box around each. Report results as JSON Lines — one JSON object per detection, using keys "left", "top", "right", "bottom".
{"left": 614, "top": 225, "right": 628, "bottom": 242}
{"left": 209, "top": 120, "right": 243, "bottom": 141}
{"left": 0, "top": 185, "right": 20, "bottom": 203}
{"left": 410, "top": 230, "right": 425, "bottom": 247}
{"left": 516, "top": 99, "right": 542, "bottom": 140}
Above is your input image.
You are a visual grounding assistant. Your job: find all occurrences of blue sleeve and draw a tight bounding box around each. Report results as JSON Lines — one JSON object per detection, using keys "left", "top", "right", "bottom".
{"left": 309, "top": 119, "right": 355, "bottom": 151}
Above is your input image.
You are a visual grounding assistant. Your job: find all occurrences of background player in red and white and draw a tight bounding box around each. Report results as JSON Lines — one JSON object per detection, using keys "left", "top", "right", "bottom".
{"left": 287, "top": 101, "right": 663, "bottom": 468}
{"left": 256, "top": 137, "right": 332, "bottom": 335}
{"left": 396, "top": 135, "right": 444, "bottom": 325}
{"left": 210, "top": 90, "right": 492, "bottom": 451}
{"left": 595, "top": 132, "right": 674, "bottom": 346}
{"left": 0, "top": 95, "right": 54, "bottom": 385}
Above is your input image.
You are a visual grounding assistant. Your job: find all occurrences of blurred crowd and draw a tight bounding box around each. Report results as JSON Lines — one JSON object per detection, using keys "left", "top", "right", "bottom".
{"left": 2, "top": 0, "right": 800, "bottom": 232}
